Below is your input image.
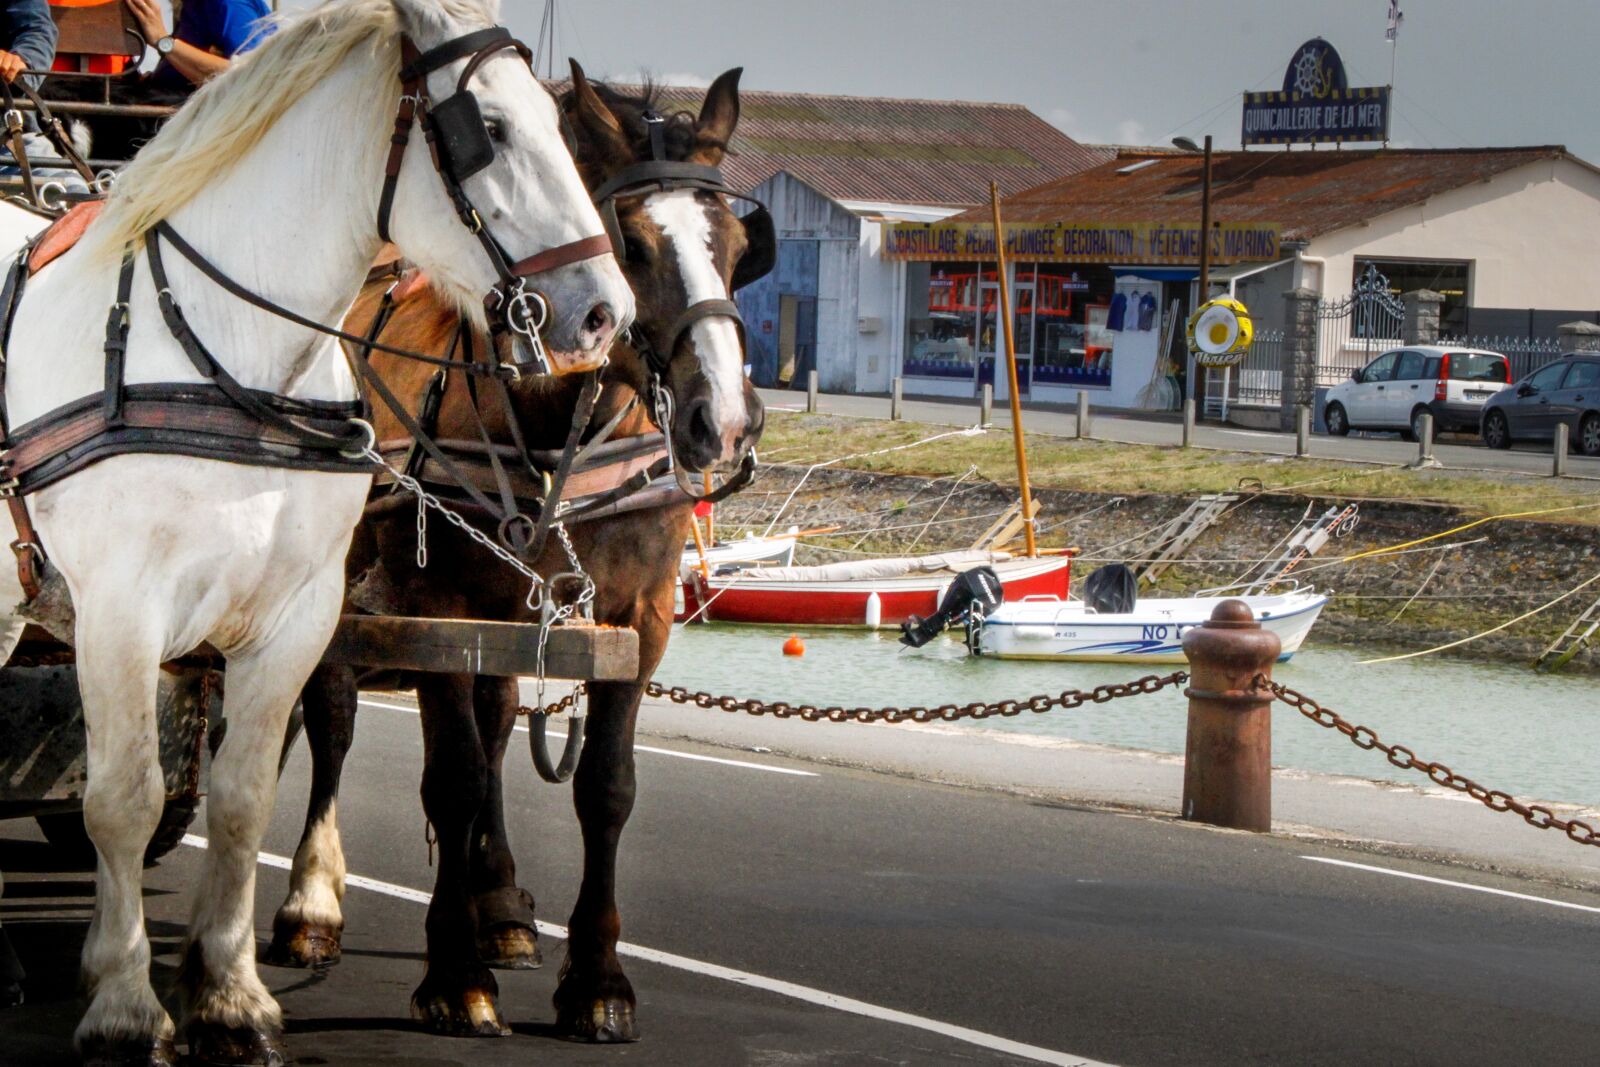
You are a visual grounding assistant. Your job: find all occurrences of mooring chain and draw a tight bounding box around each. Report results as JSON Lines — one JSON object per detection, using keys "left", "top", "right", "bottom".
{"left": 630, "top": 671, "right": 1190, "bottom": 725}
{"left": 1262, "top": 677, "right": 1600, "bottom": 849}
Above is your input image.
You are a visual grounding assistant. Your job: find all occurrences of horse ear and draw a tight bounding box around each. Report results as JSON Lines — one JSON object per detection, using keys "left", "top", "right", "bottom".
{"left": 567, "top": 59, "right": 630, "bottom": 167}
{"left": 692, "top": 67, "right": 742, "bottom": 164}
{"left": 392, "top": 0, "right": 499, "bottom": 41}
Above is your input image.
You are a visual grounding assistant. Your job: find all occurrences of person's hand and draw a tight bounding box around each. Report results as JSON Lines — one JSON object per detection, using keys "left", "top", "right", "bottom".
{"left": 124, "top": 0, "right": 168, "bottom": 49}
{"left": 0, "top": 50, "right": 24, "bottom": 84}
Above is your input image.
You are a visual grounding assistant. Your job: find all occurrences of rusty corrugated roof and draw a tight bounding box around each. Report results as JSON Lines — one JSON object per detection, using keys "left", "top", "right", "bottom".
{"left": 559, "top": 81, "right": 1111, "bottom": 207}
{"left": 945, "top": 146, "right": 1585, "bottom": 239}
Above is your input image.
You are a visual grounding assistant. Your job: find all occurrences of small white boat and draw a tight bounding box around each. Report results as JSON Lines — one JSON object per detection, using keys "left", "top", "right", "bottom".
{"left": 678, "top": 528, "right": 798, "bottom": 580}
{"left": 972, "top": 589, "right": 1328, "bottom": 663}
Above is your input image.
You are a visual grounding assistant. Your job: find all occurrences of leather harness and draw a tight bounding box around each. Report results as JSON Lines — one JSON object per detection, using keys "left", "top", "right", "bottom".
{"left": 0, "top": 24, "right": 616, "bottom": 599}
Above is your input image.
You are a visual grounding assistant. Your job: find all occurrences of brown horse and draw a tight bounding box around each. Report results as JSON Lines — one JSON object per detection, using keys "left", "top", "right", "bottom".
{"left": 264, "top": 67, "right": 764, "bottom": 1042}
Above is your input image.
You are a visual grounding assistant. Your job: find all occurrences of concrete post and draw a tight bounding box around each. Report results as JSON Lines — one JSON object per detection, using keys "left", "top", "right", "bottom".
{"left": 1076, "top": 391, "right": 1091, "bottom": 439}
{"left": 979, "top": 383, "right": 993, "bottom": 427}
{"left": 1295, "top": 405, "right": 1310, "bottom": 457}
{"left": 1557, "top": 321, "right": 1600, "bottom": 354}
{"left": 1181, "top": 600, "right": 1281, "bottom": 832}
{"left": 1555, "top": 422, "right": 1569, "bottom": 477}
{"left": 1182, "top": 398, "right": 1195, "bottom": 448}
{"left": 806, "top": 369, "right": 818, "bottom": 414}
{"left": 1417, "top": 412, "right": 1438, "bottom": 468}
{"left": 890, "top": 377, "right": 903, "bottom": 421}
{"left": 1401, "top": 289, "right": 1445, "bottom": 346}
{"left": 1280, "top": 287, "right": 1320, "bottom": 433}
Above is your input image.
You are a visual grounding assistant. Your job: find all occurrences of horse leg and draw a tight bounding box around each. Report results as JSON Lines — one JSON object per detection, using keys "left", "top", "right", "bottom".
{"left": 264, "top": 662, "right": 358, "bottom": 968}
{"left": 410, "top": 673, "right": 508, "bottom": 1037}
{"left": 178, "top": 579, "right": 346, "bottom": 1066}
{"left": 73, "top": 616, "right": 176, "bottom": 1066}
{"left": 552, "top": 678, "right": 642, "bottom": 1043}
{"left": 469, "top": 675, "right": 540, "bottom": 970}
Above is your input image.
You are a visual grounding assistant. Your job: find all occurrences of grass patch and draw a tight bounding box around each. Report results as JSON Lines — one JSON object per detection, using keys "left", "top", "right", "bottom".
{"left": 757, "top": 412, "right": 1600, "bottom": 525}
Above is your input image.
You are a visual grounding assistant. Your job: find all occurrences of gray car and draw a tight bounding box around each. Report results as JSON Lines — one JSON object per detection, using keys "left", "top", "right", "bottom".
{"left": 1480, "top": 355, "right": 1600, "bottom": 455}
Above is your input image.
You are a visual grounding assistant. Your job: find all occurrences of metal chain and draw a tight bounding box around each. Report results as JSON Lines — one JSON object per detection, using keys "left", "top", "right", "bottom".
{"left": 361, "top": 444, "right": 545, "bottom": 605}
{"left": 633, "top": 671, "right": 1189, "bottom": 725}
{"left": 1264, "top": 677, "right": 1600, "bottom": 849}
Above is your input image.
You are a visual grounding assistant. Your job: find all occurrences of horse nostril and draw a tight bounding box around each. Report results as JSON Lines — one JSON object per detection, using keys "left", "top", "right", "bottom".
{"left": 688, "top": 399, "right": 718, "bottom": 446}
{"left": 584, "top": 303, "right": 614, "bottom": 336}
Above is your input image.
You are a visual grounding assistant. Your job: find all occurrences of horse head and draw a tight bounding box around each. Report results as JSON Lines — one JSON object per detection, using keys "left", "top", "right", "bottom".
{"left": 565, "top": 64, "right": 765, "bottom": 472}
{"left": 385, "top": 0, "right": 633, "bottom": 374}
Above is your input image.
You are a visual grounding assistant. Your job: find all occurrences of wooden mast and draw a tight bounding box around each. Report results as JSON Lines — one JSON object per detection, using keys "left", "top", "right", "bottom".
{"left": 989, "top": 181, "right": 1038, "bottom": 558}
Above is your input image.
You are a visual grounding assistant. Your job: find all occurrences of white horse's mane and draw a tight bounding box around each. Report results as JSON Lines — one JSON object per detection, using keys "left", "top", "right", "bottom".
{"left": 93, "top": 0, "right": 497, "bottom": 255}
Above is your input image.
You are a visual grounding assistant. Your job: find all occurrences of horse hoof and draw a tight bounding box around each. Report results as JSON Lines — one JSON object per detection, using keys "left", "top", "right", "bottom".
{"left": 556, "top": 998, "right": 640, "bottom": 1044}
{"left": 262, "top": 918, "right": 342, "bottom": 969}
{"left": 410, "top": 984, "right": 509, "bottom": 1038}
{"left": 478, "top": 922, "right": 542, "bottom": 970}
{"left": 78, "top": 1034, "right": 179, "bottom": 1067}
{"left": 1, "top": 980, "right": 21, "bottom": 1008}
{"left": 186, "top": 1022, "right": 290, "bottom": 1067}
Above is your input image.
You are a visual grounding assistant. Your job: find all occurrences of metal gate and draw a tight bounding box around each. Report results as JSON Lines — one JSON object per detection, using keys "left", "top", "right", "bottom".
{"left": 1316, "top": 263, "right": 1405, "bottom": 386}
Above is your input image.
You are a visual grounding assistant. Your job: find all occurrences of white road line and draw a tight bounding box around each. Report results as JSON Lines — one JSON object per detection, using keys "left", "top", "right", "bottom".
{"left": 184, "top": 835, "right": 1107, "bottom": 1066}
{"left": 1302, "top": 855, "right": 1600, "bottom": 915}
{"left": 356, "top": 698, "right": 818, "bottom": 778}
{"left": 1216, "top": 429, "right": 1284, "bottom": 439}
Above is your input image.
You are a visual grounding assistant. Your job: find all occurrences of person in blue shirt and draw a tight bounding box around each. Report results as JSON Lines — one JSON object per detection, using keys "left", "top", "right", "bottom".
{"left": 0, "top": 0, "right": 89, "bottom": 197}
{"left": 0, "top": 0, "right": 56, "bottom": 86}
{"left": 126, "top": 0, "right": 271, "bottom": 91}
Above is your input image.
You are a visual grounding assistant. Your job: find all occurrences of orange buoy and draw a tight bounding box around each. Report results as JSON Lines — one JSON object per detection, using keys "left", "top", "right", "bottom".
{"left": 782, "top": 635, "right": 805, "bottom": 657}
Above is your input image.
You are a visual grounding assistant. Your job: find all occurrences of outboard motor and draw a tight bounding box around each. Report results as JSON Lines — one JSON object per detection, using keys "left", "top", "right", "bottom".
{"left": 899, "top": 566, "right": 1004, "bottom": 648}
{"left": 1082, "top": 563, "right": 1137, "bottom": 614}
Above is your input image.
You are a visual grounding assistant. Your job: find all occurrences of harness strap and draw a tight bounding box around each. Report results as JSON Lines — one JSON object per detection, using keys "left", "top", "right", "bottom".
{"left": 151, "top": 221, "right": 508, "bottom": 376}
{"left": 524, "top": 373, "right": 601, "bottom": 561}
{"left": 0, "top": 241, "right": 43, "bottom": 597}
{"left": 101, "top": 247, "right": 134, "bottom": 426}
{"left": 399, "top": 27, "right": 512, "bottom": 82}
{"left": 144, "top": 228, "right": 369, "bottom": 452}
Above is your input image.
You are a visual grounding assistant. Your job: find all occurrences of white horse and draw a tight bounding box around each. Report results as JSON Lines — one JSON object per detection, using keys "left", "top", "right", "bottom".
{"left": 1, "top": 0, "right": 632, "bottom": 1062}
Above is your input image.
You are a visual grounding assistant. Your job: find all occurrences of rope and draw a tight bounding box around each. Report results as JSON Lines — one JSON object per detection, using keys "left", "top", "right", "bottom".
{"left": 1340, "top": 502, "right": 1600, "bottom": 563}
{"left": 759, "top": 425, "right": 986, "bottom": 537}
{"left": 1359, "top": 570, "right": 1600, "bottom": 664}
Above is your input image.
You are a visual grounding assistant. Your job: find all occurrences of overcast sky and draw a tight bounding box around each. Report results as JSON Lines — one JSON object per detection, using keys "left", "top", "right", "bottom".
{"left": 470, "top": 0, "right": 1599, "bottom": 160}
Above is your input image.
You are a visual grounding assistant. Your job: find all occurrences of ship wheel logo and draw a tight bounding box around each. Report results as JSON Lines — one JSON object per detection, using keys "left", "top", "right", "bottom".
{"left": 1291, "top": 49, "right": 1328, "bottom": 97}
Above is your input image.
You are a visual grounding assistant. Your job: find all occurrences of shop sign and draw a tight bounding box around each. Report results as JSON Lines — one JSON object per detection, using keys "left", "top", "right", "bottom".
{"left": 882, "top": 219, "right": 1281, "bottom": 265}
{"left": 1242, "top": 37, "right": 1390, "bottom": 145}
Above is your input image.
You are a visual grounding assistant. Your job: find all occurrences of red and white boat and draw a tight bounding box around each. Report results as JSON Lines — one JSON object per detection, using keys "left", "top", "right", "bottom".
{"left": 681, "top": 549, "right": 1072, "bottom": 627}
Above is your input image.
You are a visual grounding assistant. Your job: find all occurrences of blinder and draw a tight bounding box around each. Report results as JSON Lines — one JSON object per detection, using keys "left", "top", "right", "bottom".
{"left": 429, "top": 90, "right": 496, "bottom": 182}
{"left": 731, "top": 204, "right": 776, "bottom": 292}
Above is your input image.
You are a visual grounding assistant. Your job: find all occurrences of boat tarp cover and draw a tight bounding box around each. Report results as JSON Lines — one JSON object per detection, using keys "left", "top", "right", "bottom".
{"left": 1082, "top": 563, "right": 1137, "bottom": 614}
{"left": 735, "top": 550, "right": 1013, "bottom": 584}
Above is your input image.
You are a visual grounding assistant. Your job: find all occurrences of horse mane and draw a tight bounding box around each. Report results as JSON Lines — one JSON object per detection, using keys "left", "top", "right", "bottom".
{"left": 93, "top": 0, "right": 495, "bottom": 255}
{"left": 568, "top": 80, "right": 702, "bottom": 164}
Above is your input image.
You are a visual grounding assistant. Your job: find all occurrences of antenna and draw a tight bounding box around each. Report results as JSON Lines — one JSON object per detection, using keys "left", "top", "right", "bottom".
{"left": 535, "top": 0, "right": 557, "bottom": 80}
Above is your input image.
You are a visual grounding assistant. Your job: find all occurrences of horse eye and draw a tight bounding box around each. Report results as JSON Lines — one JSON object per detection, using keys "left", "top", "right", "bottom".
{"left": 622, "top": 235, "right": 648, "bottom": 261}
{"left": 484, "top": 118, "right": 508, "bottom": 144}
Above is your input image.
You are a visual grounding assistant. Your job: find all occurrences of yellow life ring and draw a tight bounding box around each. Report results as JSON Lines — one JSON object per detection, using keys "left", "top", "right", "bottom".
{"left": 1187, "top": 298, "right": 1254, "bottom": 367}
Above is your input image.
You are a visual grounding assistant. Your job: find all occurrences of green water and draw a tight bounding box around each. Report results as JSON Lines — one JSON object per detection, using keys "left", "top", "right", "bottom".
{"left": 658, "top": 625, "right": 1600, "bottom": 808}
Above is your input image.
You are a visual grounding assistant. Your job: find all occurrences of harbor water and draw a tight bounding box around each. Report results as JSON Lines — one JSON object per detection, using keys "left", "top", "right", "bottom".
{"left": 658, "top": 625, "right": 1600, "bottom": 809}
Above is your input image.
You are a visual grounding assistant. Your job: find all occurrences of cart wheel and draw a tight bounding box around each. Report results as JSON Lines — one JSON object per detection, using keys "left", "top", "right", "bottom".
{"left": 35, "top": 793, "right": 201, "bottom": 869}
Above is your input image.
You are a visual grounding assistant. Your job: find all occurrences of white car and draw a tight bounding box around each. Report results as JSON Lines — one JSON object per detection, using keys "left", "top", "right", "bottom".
{"left": 1322, "top": 345, "right": 1510, "bottom": 440}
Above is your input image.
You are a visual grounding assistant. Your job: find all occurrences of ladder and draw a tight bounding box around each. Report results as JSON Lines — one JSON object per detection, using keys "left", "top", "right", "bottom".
{"left": 972, "top": 498, "right": 1043, "bottom": 553}
{"left": 1534, "top": 594, "right": 1600, "bottom": 673}
{"left": 1236, "top": 502, "right": 1360, "bottom": 595}
{"left": 1132, "top": 493, "right": 1239, "bottom": 584}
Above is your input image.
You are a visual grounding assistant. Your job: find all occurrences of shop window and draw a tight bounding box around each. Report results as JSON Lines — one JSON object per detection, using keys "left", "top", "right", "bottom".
{"left": 1029, "top": 264, "right": 1115, "bottom": 388}
{"left": 904, "top": 264, "right": 995, "bottom": 379}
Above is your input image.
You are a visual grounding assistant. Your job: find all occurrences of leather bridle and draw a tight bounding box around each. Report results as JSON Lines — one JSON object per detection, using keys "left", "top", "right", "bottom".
{"left": 377, "top": 27, "right": 615, "bottom": 378}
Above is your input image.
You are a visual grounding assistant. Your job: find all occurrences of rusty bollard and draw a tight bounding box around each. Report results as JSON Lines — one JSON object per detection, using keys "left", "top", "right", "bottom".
{"left": 1181, "top": 599, "right": 1281, "bottom": 832}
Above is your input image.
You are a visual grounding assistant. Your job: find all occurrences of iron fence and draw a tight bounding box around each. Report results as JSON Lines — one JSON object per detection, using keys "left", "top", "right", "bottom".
{"left": 1235, "top": 328, "right": 1286, "bottom": 408}
{"left": 1316, "top": 263, "right": 1404, "bottom": 387}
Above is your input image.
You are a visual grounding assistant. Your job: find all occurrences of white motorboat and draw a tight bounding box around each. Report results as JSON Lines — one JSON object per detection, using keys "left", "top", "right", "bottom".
{"left": 971, "top": 589, "right": 1328, "bottom": 663}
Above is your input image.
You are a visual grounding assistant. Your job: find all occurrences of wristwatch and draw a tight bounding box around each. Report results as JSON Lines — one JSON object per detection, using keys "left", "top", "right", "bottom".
{"left": 155, "top": 35, "right": 175, "bottom": 57}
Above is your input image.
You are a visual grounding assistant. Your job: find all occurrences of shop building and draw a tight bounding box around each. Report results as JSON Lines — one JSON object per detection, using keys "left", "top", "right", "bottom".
{"left": 649, "top": 85, "right": 1108, "bottom": 393}
{"left": 881, "top": 144, "right": 1600, "bottom": 408}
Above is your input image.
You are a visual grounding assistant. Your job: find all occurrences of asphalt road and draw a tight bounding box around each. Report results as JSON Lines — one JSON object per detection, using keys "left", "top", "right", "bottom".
{"left": 762, "top": 387, "right": 1600, "bottom": 483}
{"left": 6, "top": 696, "right": 1600, "bottom": 1066}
